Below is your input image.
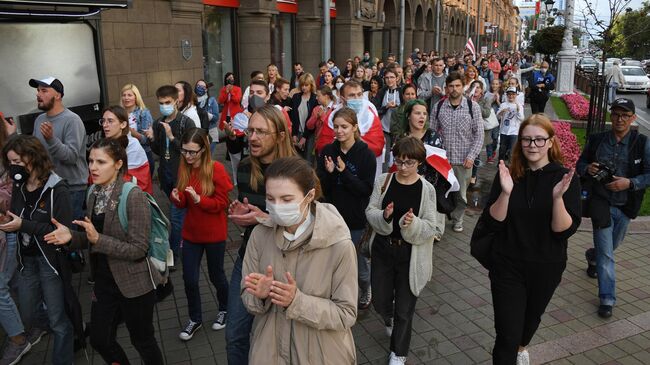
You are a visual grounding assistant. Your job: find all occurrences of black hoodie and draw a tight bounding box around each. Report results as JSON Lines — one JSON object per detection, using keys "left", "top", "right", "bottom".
{"left": 482, "top": 161, "right": 582, "bottom": 263}
{"left": 317, "top": 139, "right": 377, "bottom": 230}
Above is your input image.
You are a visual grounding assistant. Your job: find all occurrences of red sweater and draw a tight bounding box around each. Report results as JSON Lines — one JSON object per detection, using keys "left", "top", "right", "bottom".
{"left": 171, "top": 162, "right": 233, "bottom": 243}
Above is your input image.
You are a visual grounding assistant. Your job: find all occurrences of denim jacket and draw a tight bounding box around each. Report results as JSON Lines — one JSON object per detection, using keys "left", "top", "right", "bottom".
{"left": 130, "top": 107, "right": 154, "bottom": 150}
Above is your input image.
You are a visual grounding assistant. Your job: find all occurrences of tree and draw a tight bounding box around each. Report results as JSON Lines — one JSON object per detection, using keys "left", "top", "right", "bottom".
{"left": 531, "top": 26, "right": 566, "bottom": 55}
{"left": 609, "top": 2, "right": 650, "bottom": 58}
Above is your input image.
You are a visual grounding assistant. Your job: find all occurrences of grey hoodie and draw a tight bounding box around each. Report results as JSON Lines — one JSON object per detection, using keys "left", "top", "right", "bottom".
{"left": 33, "top": 108, "right": 88, "bottom": 191}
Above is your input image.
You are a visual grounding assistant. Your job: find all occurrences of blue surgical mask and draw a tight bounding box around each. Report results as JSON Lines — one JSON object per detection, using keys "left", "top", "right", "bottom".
{"left": 159, "top": 104, "right": 175, "bottom": 117}
{"left": 195, "top": 86, "right": 207, "bottom": 96}
{"left": 346, "top": 99, "right": 364, "bottom": 114}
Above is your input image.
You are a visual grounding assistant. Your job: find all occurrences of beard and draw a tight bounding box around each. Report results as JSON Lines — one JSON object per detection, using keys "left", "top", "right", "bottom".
{"left": 37, "top": 97, "right": 55, "bottom": 112}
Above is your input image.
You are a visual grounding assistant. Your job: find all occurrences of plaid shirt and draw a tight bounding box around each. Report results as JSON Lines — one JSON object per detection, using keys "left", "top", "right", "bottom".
{"left": 431, "top": 97, "right": 484, "bottom": 165}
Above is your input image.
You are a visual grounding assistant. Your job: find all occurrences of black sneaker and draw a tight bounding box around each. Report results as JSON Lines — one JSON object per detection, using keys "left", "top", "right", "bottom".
{"left": 211, "top": 311, "right": 227, "bottom": 330}
{"left": 585, "top": 248, "right": 597, "bottom": 278}
{"left": 598, "top": 305, "right": 613, "bottom": 318}
{"left": 178, "top": 320, "right": 202, "bottom": 341}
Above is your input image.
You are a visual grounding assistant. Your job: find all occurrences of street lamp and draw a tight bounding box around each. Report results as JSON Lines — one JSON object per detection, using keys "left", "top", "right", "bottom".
{"left": 544, "top": 0, "right": 555, "bottom": 14}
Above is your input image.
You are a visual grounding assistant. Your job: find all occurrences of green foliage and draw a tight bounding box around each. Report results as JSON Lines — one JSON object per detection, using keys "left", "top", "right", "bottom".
{"left": 531, "top": 26, "right": 566, "bottom": 55}
{"left": 551, "top": 96, "right": 572, "bottom": 120}
{"left": 609, "top": 2, "right": 650, "bottom": 59}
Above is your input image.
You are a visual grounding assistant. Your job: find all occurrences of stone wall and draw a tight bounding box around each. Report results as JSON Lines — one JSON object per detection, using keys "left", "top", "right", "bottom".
{"left": 101, "top": 0, "right": 204, "bottom": 117}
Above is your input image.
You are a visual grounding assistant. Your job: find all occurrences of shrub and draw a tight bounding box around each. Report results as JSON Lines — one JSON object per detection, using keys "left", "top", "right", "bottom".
{"left": 560, "top": 93, "right": 589, "bottom": 120}
{"left": 552, "top": 121, "right": 581, "bottom": 169}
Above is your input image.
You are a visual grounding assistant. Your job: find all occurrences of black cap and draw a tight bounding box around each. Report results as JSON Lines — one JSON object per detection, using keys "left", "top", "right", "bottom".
{"left": 610, "top": 98, "right": 635, "bottom": 114}
{"left": 29, "top": 77, "right": 64, "bottom": 97}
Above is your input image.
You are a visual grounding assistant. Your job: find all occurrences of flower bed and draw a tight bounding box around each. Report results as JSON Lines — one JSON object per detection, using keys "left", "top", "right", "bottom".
{"left": 552, "top": 121, "right": 581, "bottom": 169}
{"left": 560, "top": 93, "right": 589, "bottom": 120}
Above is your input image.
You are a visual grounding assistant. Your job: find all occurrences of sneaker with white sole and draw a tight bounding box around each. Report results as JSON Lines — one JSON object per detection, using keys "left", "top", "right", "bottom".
{"left": 212, "top": 311, "right": 227, "bottom": 330}
{"left": 26, "top": 327, "right": 47, "bottom": 347}
{"left": 384, "top": 317, "right": 393, "bottom": 338}
{"left": 452, "top": 222, "right": 463, "bottom": 232}
{"left": 179, "top": 320, "right": 202, "bottom": 341}
{"left": 516, "top": 349, "right": 530, "bottom": 365}
{"left": 388, "top": 351, "right": 407, "bottom": 365}
{"left": 0, "top": 340, "right": 32, "bottom": 365}
{"left": 359, "top": 287, "right": 372, "bottom": 310}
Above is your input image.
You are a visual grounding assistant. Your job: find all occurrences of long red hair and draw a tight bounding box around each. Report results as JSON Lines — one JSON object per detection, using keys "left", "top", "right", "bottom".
{"left": 510, "top": 114, "right": 564, "bottom": 182}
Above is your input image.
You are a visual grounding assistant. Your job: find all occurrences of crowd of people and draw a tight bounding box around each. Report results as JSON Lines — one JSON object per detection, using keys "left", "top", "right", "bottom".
{"left": 0, "top": 47, "right": 648, "bottom": 365}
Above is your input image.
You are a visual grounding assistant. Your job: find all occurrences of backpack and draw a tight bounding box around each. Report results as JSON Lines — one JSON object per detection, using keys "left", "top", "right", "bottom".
{"left": 435, "top": 96, "right": 474, "bottom": 122}
{"left": 116, "top": 182, "right": 171, "bottom": 274}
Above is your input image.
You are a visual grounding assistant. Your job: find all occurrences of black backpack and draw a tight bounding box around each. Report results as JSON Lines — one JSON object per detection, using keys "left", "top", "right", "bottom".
{"left": 434, "top": 96, "right": 474, "bottom": 122}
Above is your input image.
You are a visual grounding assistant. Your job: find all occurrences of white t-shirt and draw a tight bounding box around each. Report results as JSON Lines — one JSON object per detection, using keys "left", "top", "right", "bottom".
{"left": 497, "top": 101, "right": 525, "bottom": 136}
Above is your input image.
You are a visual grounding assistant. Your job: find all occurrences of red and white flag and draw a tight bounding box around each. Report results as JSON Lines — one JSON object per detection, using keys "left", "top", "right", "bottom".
{"left": 388, "top": 144, "right": 460, "bottom": 197}
{"left": 465, "top": 37, "right": 476, "bottom": 61}
{"left": 424, "top": 145, "right": 460, "bottom": 197}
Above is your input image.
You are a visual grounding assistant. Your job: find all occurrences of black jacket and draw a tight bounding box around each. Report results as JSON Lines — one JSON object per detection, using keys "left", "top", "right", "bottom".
{"left": 483, "top": 162, "right": 582, "bottom": 263}
{"left": 151, "top": 113, "right": 195, "bottom": 184}
{"left": 289, "top": 92, "right": 318, "bottom": 137}
{"left": 317, "top": 140, "right": 377, "bottom": 230}
{"left": 13, "top": 172, "right": 73, "bottom": 273}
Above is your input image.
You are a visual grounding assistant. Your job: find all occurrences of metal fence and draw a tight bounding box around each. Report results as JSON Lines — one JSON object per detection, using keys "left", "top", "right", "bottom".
{"left": 575, "top": 69, "right": 609, "bottom": 137}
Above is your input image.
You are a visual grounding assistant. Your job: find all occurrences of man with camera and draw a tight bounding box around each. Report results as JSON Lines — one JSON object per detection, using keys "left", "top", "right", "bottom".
{"left": 577, "top": 98, "right": 650, "bottom": 318}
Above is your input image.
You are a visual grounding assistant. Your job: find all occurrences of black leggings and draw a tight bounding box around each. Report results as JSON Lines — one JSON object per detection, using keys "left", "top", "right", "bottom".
{"left": 530, "top": 99, "right": 548, "bottom": 114}
{"left": 489, "top": 254, "right": 565, "bottom": 364}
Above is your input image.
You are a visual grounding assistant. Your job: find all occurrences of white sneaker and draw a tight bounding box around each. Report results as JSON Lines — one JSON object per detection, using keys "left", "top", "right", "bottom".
{"left": 388, "top": 351, "right": 407, "bottom": 365}
{"left": 452, "top": 222, "right": 463, "bottom": 232}
{"left": 516, "top": 349, "right": 530, "bottom": 365}
{"left": 384, "top": 317, "right": 393, "bottom": 337}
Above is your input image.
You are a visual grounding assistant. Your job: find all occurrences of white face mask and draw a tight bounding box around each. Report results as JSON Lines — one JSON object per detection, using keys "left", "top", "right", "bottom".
{"left": 266, "top": 190, "right": 313, "bottom": 227}
{"left": 335, "top": 82, "right": 344, "bottom": 90}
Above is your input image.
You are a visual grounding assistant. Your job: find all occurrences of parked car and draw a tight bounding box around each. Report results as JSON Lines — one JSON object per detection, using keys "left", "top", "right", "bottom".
{"left": 577, "top": 57, "right": 598, "bottom": 72}
{"left": 596, "top": 62, "right": 613, "bottom": 76}
{"left": 617, "top": 66, "right": 650, "bottom": 92}
{"left": 607, "top": 57, "right": 623, "bottom": 64}
{"left": 622, "top": 59, "right": 642, "bottom": 67}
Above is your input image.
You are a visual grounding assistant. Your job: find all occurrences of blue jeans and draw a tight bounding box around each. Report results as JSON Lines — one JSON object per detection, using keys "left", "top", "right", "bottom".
{"left": 225, "top": 255, "right": 254, "bottom": 365}
{"left": 593, "top": 206, "right": 630, "bottom": 306}
{"left": 170, "top": 205, "right": 186, "bottom": 259}
{"left": 486, "top": 127, "right": 499, "bottom": 158}
{"left": 17, "top": 255, "right": 73, "bottom": 365}
{"left": 499, "top": 134, "right": 518, "bottom": 162}
{"left": 0, "top": 234, "right": 23, "bottom": 337}
{"left": 608, "top": 82, "right": 619, "bottom": 103}
{"left": 182, "top": 241, "right": 229, "bottom": 323}
{"left": 69, "top": 189, "right": 87, "bottom": 221}
{"left": 350, "top": 229, "right": 370, "bottom": 292}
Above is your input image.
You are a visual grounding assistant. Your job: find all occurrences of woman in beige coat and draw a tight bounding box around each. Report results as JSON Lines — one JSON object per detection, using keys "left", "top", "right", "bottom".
{"left": 241, "top": 156, "right": 358, "bottom": 365}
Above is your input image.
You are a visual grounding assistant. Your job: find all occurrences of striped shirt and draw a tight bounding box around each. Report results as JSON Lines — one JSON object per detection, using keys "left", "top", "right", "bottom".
{"left": 431, "top": 97, "right": 484, "bottom": 165}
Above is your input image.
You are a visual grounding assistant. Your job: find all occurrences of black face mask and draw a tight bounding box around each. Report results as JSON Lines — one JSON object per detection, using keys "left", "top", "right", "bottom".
{"left": 9, "top": 164, "right": 29, "bottom": 183}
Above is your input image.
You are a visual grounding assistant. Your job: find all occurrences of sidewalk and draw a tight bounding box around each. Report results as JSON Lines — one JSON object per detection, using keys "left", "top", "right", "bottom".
{"left": 5, "top": 102, "right": 650, "bottom": 364}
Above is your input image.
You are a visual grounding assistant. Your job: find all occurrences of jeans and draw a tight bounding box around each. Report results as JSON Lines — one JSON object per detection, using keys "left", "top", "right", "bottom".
{"left": 145, "top": 149, "right": 156, "bottom": 178}
{"left": 17, "top": 255, "right": 73, "bottom": 365}
{"left": 371, "top": 235, "right": 417, "bottom": 356}
{"left": 225, "top": 255, "right": 254, "bottom": 365}
{"left": 69, "top": 189, "right": 87, "bottom": 221}
{"left": 450, "top": 165, "right": 473, "bottom": 225}
{"left": 90, "top": 285, "right": 162, "bottom": 365}
{"left": 182, "top": 241, "right": 229, "bottom": 323}
{"left": 382, "top": 131, "right": 393, "bottom": 173}
{"left": 490, "top": 254, "right": 565, "bottom": 364}
{"left": 350, "top": 229, "right": 370, "bottom": 293}
{"left": 498, "top": 134, "right": 518, "bottom": 162}
{"left": 170, "top": 205, "right": 187, "bottom": 259}
{"left": 608, "top": 82, "right": 619, "bottom": 103}
{"left": 593, "top": 206, "right": 630, "bottom": 306}
{"left": 486, "top": 127, "right": 499, "bottom": 159}
{"left": 0, "top": 234, "right": 23, "bottom": 337}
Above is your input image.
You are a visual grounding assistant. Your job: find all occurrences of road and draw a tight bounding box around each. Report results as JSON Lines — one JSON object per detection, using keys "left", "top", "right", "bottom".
{"left": 618, "top": 90, "right": 650, "bottom": 135}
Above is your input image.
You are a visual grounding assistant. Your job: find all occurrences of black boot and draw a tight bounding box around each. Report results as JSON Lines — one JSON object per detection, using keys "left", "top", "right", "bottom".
{"left": 585, "top": 248, "right": 597, "bottom": 278}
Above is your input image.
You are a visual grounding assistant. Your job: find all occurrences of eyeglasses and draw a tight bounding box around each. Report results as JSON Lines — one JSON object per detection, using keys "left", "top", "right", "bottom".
{"left": 98, "top": 118, "right": 118, "bottom": 126}
{"left": 244, "top": 128, "right": 276, "bottom": 138}
{"left": 180, "top": 148, "right": 204, "bottom": 157}
{"left": 520, "top": 137, "right": 550, "bottom": 148}
{"left": 610, "top": 112, "right": 634, "bottom": 122}
{"left": 394, "top": 159, "right": 418, "bottom": 168}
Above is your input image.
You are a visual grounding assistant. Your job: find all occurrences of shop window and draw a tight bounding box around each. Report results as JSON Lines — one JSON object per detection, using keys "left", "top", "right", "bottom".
{"left": 202, "top": 6, "right": 236, "bottom": 94}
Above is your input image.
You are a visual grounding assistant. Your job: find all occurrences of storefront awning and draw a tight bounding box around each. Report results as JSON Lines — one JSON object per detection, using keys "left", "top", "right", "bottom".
{"left": 203, "top": 0, "right": 337, "bottom": 17}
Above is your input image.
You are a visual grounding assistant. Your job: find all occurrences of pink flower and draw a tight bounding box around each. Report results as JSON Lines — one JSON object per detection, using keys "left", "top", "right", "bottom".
{"left": 551, "top": 121, "right": 580, "bottom": 169}
{"left": 561, "top": 93, "right": 590, "bottom": 120}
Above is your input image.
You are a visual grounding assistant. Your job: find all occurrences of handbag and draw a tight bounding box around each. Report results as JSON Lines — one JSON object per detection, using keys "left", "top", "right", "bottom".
{"left": 469, "top": 213, "right": 498, "bottom": 270}
{"left": 483, "top": 109, "right": 499, "bottom": 130}
{"left": 357, "top": 173, "right": 393, "bottom": 258}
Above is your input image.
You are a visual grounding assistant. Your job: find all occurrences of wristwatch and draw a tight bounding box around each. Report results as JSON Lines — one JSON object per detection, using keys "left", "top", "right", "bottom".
{"left": 629, "top": 179, "right": 635, "bottom": 191}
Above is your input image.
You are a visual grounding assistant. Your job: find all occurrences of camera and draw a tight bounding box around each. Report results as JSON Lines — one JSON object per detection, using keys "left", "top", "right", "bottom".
{"left": 592, "top": 161, "right": 616, "bottom": 182}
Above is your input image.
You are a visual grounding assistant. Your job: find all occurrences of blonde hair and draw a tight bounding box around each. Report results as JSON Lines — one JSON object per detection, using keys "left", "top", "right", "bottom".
{"left": 249, "top": 105, "right": 297, "bottom": 191}
{"left": 298, "top": 73, "right": 316, "bottom": 94}
{"left": 120, "top": 84, "right": 146, "bottom": 111}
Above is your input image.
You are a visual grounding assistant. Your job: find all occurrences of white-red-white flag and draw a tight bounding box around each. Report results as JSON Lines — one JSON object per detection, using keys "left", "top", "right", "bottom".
{"left": 465, "top": 37, "right": 476, "bottom": 61}
{"left": 424, "top": 145, "right": 460, "bottom": 197}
